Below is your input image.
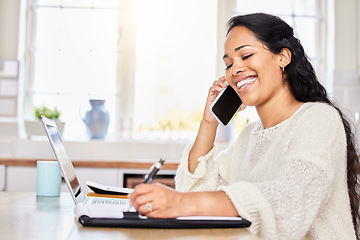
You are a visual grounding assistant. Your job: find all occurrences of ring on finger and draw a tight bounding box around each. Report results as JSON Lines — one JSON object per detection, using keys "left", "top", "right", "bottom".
{"left": 146, "top": 202, "right": 152, "bottom": 212}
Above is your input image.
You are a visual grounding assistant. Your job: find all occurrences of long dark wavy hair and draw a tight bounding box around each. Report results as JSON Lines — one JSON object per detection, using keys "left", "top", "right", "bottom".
{"left": 227, "top": 13, "right": 360, "bottom": 238}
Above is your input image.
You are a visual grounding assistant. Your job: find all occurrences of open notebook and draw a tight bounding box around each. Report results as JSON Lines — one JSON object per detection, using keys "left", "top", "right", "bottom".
{"left": 41, "top": 116, "right": 251, "bottom": 229}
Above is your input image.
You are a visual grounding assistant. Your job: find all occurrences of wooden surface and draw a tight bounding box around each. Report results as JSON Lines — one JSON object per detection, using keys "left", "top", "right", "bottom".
{"left": 0, "top": 158, "right": 179, "bottom": 170}
{"left": 0, "top": 192, "right": 258, "bottom": 240}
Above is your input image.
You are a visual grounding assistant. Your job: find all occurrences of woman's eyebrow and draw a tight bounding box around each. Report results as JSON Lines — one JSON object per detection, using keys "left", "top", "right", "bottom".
{"left": 234, "top": 44, "right": 252, "bottom": 52}
{"left": 223, "top": 44, "right": 252, "bottom": 59}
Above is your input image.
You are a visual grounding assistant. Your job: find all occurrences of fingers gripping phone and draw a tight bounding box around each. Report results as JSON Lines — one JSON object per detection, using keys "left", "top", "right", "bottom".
{"left": 210, "top": 85, "right": 242, "bottom": 126}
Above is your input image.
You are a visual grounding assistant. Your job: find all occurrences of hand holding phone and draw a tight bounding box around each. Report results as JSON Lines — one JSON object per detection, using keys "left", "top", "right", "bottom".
{"left": 209, "top": 85, "right": 242, "bottom": 126}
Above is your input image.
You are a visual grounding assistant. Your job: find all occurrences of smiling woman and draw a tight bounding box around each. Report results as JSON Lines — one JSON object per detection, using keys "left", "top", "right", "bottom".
{"left": 128, "top": 13, "right": 360, "bottom": 240}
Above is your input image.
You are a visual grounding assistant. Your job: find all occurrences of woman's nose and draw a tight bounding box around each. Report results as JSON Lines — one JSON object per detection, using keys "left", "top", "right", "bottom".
{"left": 231, "top": 61, "right": 246, "bottom": 76}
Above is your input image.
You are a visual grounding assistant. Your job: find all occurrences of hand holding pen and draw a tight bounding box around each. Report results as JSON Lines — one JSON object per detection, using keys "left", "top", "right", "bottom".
{"left": 127, "top": 158, "right": 165, "bottom": 211}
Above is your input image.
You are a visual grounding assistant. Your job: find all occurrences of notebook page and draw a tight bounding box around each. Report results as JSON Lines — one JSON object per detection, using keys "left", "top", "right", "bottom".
{"left": 75, "top": 202, "right": 125, "bottom": 219}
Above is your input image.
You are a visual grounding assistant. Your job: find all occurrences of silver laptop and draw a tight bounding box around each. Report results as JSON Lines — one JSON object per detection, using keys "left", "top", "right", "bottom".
{"left": 41, "top": 116, "right": 133, "bottom": 218}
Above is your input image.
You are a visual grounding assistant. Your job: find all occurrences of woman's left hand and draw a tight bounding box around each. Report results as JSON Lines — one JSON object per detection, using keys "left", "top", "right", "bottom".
{"left": 128, "top": 183, "right": 186, "bottom": 218}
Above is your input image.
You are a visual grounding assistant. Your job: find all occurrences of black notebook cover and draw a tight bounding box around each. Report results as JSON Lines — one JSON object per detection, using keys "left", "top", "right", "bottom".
{"left": 78, "top": 212, "right": 251, "bottom": 229}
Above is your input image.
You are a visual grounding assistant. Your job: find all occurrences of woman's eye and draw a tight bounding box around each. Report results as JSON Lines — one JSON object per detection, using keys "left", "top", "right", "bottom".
{"left": 224, "top": 54, "right": 253, "bottom": 70}
{"left": 225, "top": 64, "right": 233, "bottom": 70}
{"left": 242, "top": 53, "right": 254, "bottom": 60}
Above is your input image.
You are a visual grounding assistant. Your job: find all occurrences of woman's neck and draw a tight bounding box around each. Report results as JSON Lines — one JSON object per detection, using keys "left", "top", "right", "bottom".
{"left": 256, "top": 89, "right": 304, "bottom": 129}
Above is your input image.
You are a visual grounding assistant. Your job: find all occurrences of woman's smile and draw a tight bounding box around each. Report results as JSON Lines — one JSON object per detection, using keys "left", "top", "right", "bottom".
{"left": 236, "top": 76, "right": 257, "bottom": 93}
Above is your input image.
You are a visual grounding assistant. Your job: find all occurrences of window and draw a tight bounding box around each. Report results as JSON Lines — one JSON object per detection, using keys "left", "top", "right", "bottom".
{"left": 133, "top": 0, "right": 217, "bottom": 140}
{"left": 22, "top": 0, "right": 326, "bottom": 141}
{"left": 24, "top": 0, "right": 121, "bottom": 139}
{"left": 23, "top": 0, "right": 217, "bottom": 140}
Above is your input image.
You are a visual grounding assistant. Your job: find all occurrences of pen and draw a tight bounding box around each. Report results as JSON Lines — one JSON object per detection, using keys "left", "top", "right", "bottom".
{"left": 143, "top": 158, "right": 165, "bottom": 184}
{"left": 127, "top": 158, "right": 165, "bottom": 211}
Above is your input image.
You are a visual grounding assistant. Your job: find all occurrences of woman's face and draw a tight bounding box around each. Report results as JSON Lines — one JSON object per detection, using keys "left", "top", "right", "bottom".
{"left": 223, "top": 26, "right": 285, "bottom": 108}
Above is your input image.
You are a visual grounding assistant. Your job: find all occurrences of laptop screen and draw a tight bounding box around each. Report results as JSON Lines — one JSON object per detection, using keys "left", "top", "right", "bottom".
{"left": 41, "top": 116, "right": 85, "bottom": 203}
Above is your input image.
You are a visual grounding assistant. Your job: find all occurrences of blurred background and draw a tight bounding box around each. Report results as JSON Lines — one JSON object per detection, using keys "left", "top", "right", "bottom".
{"left": 0, "top": 0, "right": 359, "bottom": 152}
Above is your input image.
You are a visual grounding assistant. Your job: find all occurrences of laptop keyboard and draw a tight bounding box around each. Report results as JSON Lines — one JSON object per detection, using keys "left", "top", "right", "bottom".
{"left": 88, "top": 197, "right": 129, "bottom": 205}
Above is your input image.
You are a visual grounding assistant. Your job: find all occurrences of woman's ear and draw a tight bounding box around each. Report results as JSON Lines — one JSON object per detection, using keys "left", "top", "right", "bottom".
{"left": 279, "top": 48, "right": 291, "bottom": 68}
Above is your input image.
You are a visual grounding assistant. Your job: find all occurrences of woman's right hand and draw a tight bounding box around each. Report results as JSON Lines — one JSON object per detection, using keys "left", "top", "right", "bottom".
{"left": 203, "top": 76, "right": 247, "bottom": 125}
{"left": 202, "top": 76, "right": 228, "bottom": 124}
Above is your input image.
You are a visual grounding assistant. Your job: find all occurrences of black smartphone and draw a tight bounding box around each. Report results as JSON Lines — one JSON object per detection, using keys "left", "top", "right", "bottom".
{"left": 210, "top": 85, "right": 242, "bottom": 126}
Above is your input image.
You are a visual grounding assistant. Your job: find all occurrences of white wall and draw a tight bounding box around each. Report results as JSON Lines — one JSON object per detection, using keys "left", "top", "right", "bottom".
{"left": 334, "top": 0, "right": 358, "bottom": 70}
{"left": 0, "top": 0, "right": 19, "bottom": 59}
{"left": 332, "top": 0, "right": 360, "bottom": 144}
{"left": 0, "top": 1, "right": 20, "bottom": 160}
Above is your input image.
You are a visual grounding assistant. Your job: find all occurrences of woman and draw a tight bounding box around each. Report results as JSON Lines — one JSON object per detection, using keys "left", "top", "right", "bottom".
{"left": 128, "top": 13, "right": 360, "bottom": 239}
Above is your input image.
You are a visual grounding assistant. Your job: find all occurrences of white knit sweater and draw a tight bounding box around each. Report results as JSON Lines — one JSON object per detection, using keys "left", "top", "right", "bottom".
{"left": 175, "top": 102, "right": 356, "bottom": 239}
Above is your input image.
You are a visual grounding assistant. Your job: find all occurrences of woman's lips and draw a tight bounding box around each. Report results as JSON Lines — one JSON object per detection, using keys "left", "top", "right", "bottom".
{"left": 236, "top": 76, "right": 257, "bottom": 93}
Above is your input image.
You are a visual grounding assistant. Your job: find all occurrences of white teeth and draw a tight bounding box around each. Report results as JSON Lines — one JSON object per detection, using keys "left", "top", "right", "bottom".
{"left": 237, "top": 77, "right": 256, "bottom": 88}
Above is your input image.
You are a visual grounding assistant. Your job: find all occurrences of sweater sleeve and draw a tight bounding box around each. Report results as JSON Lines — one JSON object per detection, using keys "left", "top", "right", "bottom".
{"left": 175, "top": 139, "right": 239, "bottom": 192}
{"left": 220, "top": 104, "right": 347, "bottom": 239}
{"left": 175, "top": 122, "right": 257, "bottom": 192}
{"left": 174, "top": 143, "right": 219, "bottom": 192}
